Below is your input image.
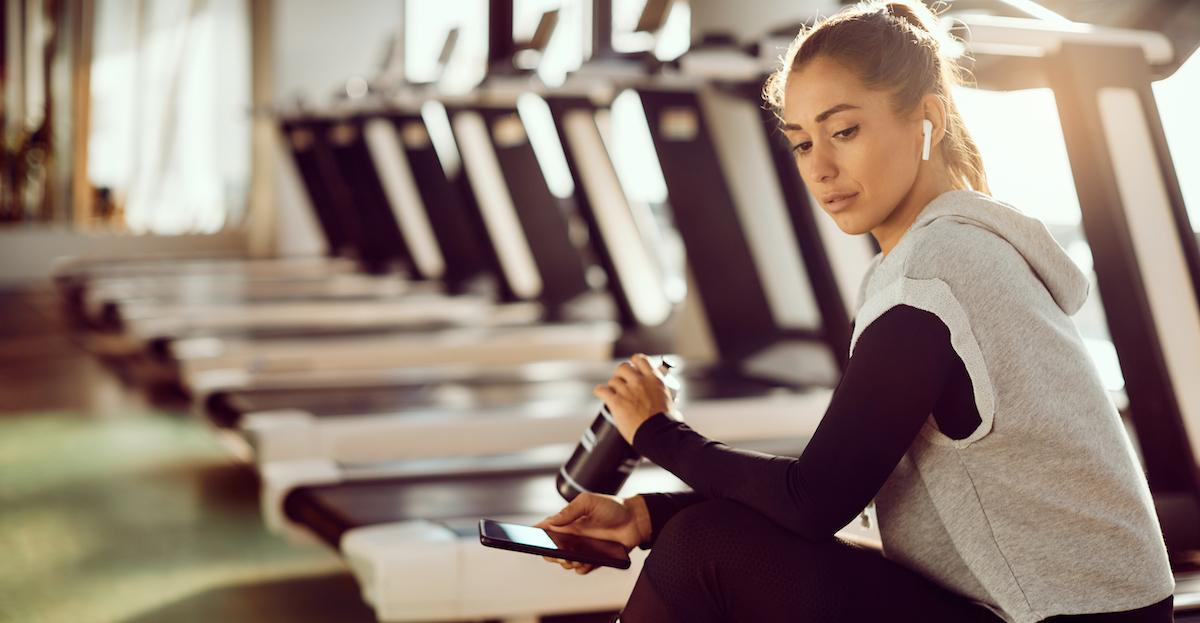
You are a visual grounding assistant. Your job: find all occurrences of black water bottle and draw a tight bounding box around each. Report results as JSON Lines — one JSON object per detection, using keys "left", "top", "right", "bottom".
{"left": 556, "top": 359, "right": 680, "bottom": 502}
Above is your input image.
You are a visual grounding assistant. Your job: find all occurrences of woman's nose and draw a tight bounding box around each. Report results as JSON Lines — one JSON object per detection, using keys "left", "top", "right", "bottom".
{"left": 808, "top": 149, "right": 837, "bottom": 183}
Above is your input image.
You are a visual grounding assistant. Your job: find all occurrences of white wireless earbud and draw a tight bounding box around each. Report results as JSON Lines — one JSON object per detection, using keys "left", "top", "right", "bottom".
{"left": 921, "top": 119, "right": 933, "bottom": 161}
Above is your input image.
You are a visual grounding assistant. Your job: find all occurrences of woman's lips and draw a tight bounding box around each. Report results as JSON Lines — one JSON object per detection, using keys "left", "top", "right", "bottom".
{"left": 825, "top": 192, "right": 859, "bottom": 213}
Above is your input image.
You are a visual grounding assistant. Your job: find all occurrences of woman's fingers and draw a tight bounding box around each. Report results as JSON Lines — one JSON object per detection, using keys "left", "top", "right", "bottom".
{"left": 547, "top": 557, "right": 578, "bottom": 569}
{"left": 613, "top": 362, "right": 641, "bottom": 385}
{"left": 542, "top": 555, "right": 597, "bottom": 575}
{"left": 608, "top": 366, "right": 637, "bottom": 397}
{"left": 595, "top": 383, "right": 630, "bottom": 404}
{"left": 631, "top": 353, "right": 658, "bottom": 378}
{"left": 610, "top": 381, "right": 631, "bottom": 399}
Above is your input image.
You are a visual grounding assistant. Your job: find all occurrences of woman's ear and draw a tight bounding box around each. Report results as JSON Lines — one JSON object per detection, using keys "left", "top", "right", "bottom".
{"left": 920, "top": 93, "right": 949, "bottom": 153}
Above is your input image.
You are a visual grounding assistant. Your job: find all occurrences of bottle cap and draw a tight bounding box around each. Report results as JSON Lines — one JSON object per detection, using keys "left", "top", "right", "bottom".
{"left": 657, "top": 355, "right": 682, "bottom": 398}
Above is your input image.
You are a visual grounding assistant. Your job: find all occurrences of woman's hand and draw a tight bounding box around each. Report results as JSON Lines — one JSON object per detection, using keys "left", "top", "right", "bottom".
{"left": 535, "top": 493, "right": 652, "bottom": 575}
{"left": 594, "top": 353, "right": 676, "bottom": 445}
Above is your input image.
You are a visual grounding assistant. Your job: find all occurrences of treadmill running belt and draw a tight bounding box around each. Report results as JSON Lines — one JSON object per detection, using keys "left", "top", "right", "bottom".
{"left": 149, "top": 324, "right": 456, "bottom": 359}
{"left": 206, "top": 379, "right": 600, "bottom": 427}
{"left": 207, "top": 369, "right": 793, "bottom": 428}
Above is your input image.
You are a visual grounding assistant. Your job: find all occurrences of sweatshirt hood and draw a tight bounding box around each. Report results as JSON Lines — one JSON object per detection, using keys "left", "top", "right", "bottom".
{"left": 907, "top": 189, "right": 1090, "bottom": 315}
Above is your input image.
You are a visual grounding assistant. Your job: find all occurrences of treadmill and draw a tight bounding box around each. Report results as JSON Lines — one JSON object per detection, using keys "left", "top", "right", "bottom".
{"left": 56, "top": 120, "right": 413, "bottom": 331}
{"left": 121, "top": 16, "right": 619, "bottom": 387}
{"left": 59, "top": 115, "right": 439, "bottom": 341}
{"left": 51, "top": 121, "right": 374, "bottom": 301}
{"left": 96, "top": 110, "right": 508, "bottom": 346}
{"left": 192, "top": 80, "right": 690, "bottom": 463}
{"left": 278, "top": 438, "right": 878, "bottom": 623}
{"left": 162, "top": 92, "right": 634, "bottom": 396}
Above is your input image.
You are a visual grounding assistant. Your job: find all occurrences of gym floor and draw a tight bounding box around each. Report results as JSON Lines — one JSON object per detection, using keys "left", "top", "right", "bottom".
{"left": 0, "top": 285, "right": 379, "bottom": 623}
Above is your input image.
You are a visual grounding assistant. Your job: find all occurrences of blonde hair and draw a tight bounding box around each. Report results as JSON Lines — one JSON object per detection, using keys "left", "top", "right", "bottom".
{"left": 763, "top": 0, "right": 990, "bottom": 194}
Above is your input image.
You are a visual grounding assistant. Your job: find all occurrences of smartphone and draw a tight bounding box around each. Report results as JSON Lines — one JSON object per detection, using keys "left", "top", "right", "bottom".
{"left": 478, "top": 519, "right": 631, "bottom": 570}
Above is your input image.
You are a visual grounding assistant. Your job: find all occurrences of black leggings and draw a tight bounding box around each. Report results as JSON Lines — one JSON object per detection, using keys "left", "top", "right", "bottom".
{"left": 618, "top": 499, "right": 1174, "bottom": 623}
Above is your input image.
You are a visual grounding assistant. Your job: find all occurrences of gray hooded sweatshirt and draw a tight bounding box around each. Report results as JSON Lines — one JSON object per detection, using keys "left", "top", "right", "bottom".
{"left": 851, "top": 189, "right": 1175, "bottom": 622}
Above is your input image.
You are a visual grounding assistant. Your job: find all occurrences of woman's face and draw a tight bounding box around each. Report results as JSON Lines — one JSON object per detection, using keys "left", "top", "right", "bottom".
{"left": 781, "top": 55, "right": 922, "bottom": 235}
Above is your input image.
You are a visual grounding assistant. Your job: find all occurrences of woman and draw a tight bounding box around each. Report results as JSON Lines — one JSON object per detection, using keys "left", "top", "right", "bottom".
{"left": 536, "top": 1, "right": 1176, "bottom": 621}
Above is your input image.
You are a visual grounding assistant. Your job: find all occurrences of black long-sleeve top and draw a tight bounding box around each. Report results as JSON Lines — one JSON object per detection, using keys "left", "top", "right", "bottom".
{"left": 633, "top": 304, "right": 981, "bottom": 548}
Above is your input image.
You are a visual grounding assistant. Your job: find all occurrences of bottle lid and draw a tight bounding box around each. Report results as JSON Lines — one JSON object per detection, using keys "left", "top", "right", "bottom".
{"left": 657, "top": 355, "right": 682, "bottom": 396}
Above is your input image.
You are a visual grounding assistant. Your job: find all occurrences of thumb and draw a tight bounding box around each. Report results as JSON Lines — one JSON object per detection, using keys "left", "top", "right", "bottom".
{"left": 547, "top": 495, "right": 592, "bottom": 526}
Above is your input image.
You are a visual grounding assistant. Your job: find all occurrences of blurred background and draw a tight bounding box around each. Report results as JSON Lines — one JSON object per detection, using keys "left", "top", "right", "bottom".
{"left": 0, "top": 0, "right": 1195, "bottom": 267}
{"left": 1, "top": 1, "right": 1198, "bottom": 622}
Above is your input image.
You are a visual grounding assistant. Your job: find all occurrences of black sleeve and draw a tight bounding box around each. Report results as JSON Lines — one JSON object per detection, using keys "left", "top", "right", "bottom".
{"left": 631, "top": 304, "right": 957, "bottom": 542}
{"left": 635, "top": 491, "right": 707, "bottom": 550}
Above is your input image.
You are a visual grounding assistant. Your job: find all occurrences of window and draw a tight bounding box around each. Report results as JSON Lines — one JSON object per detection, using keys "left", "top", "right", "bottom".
{"left": 1152, "top": 48, "right": 1200, "bottom": 233}
{"left": 87, "top": 0, "right": 250, "bottom": 234}
{"left": 404, "top": 0, "right": 486, "bottom": 92}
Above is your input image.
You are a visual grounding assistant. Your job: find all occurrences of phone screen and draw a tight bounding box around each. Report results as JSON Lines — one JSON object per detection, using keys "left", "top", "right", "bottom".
{"left": 479, "top": 519, "right": 630, "bottom": 568}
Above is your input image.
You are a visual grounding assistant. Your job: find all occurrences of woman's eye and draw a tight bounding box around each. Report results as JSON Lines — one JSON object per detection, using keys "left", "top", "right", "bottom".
{"left": 791, "top": 125, "right": 857, "bottom": 157}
